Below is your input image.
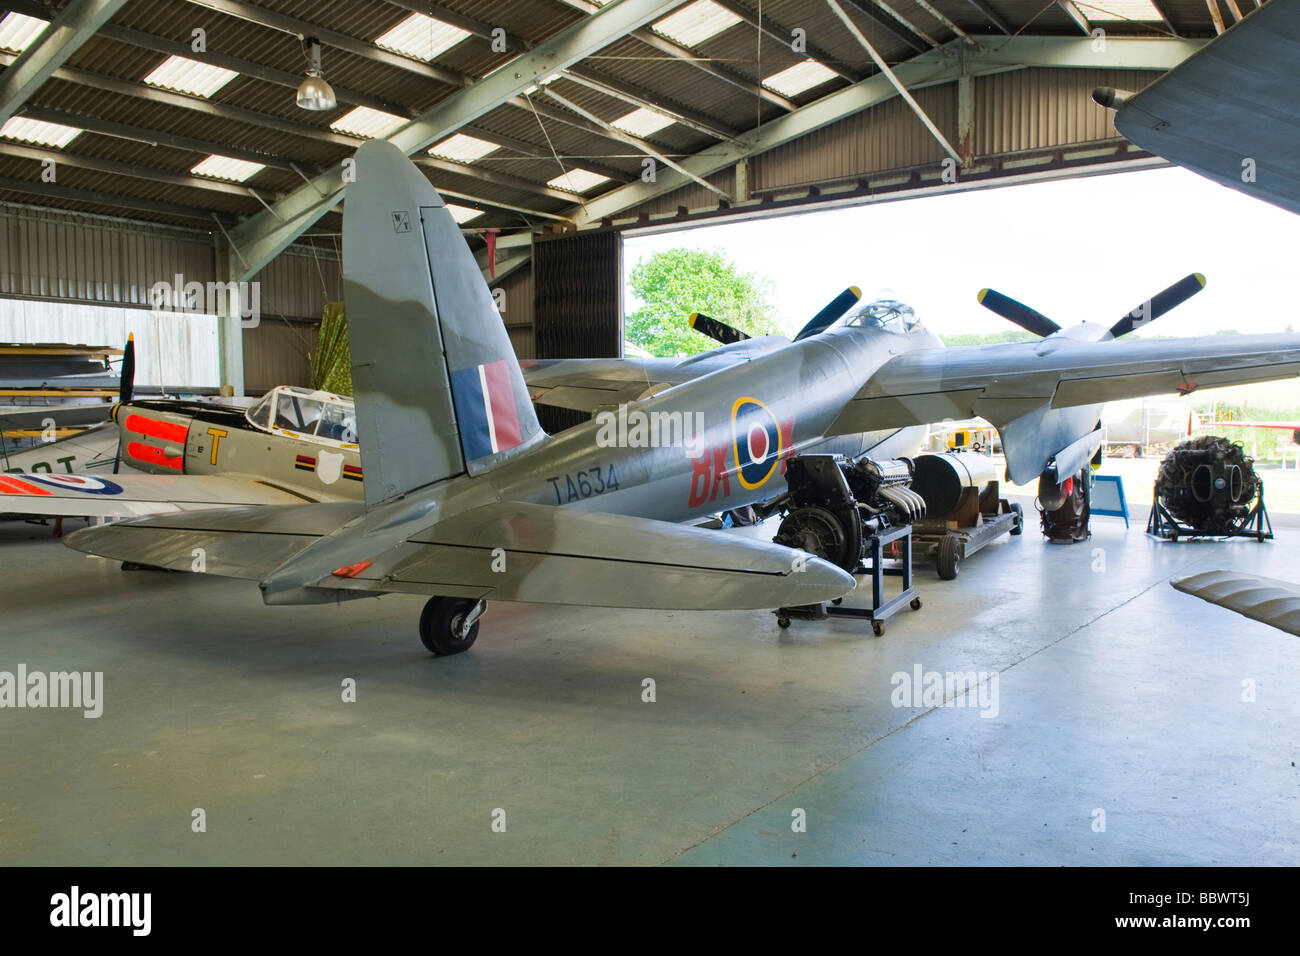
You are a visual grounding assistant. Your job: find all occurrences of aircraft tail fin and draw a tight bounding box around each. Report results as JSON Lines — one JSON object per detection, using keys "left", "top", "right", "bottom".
{"left": 343, "top": 140, "right": 543, "bottom": 507}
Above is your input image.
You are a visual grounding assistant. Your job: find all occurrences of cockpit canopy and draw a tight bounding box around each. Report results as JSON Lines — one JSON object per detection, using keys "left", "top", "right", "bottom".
{"left": 843, "top": 298, "right": 922, "bottom": 334}
{"left": 245, "top": 385, "right": 357, "bottom": 443}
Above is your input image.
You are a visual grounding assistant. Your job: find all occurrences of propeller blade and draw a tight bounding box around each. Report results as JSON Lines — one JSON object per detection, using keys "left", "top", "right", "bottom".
{"left": 688, "top": 312, "right": 749, "bottom": 345}
{"left": 793, "top": 286, "right": 862, "bottom": 341}
{"left": 118, "top": 333, "right": 135, "bottom": 405}
{"left": 1109, "top": 272, "right": 1206, "bottom": 338}
{"left": 113, "top": 333, "right": 134, "bottom": 474}
{"left": 976, "top": 289, "right": 1061, "bottom": 337}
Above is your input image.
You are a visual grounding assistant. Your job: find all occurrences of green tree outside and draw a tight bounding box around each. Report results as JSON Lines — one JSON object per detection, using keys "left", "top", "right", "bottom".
{"left": 625, "top": 247, "right": 784, "bottom": 357}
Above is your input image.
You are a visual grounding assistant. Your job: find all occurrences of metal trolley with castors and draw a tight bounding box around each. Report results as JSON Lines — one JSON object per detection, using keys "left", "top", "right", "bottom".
{"left": 769, "top": 454, "right": 923, "bottom": 636}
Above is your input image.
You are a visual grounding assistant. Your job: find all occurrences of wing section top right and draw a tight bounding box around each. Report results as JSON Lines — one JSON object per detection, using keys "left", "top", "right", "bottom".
{"left": 829, "top": 333, "right": 1300, "bottom": 436}
{"left": 1109, "top": 0, "right": 1300, "bottom": 217}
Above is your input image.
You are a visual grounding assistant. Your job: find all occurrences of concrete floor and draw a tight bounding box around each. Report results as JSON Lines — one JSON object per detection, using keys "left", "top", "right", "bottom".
{"left": 1, "top": 503, "right": 1297, "bottom": 866}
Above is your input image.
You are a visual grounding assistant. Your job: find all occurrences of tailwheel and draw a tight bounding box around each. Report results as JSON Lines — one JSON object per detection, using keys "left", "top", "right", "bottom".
{"left": 419, "top": 596, "right": 485, "bottom": 655}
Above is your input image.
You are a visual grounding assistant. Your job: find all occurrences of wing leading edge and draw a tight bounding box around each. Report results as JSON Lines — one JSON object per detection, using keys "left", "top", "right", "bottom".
{"left": 830, "top": 332, "right": 1300, "bottom": 481}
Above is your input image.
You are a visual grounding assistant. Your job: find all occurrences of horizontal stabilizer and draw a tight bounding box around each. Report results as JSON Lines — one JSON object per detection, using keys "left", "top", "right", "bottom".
{"left": 64, "top": 501, "right": 363, "bottom": 579}
{"left": 298, "top": 501, "right": 857, "bottom": 610}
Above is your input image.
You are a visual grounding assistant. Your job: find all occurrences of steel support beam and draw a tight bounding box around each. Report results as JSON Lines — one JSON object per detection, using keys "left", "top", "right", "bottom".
{"left": 561, "top": 67, "right": 744, "bottom": 143}
{"left": 540, "top": 87, "right": 731, "bottom": 201}
{"left": 186, "top": 0, "right": 466, "bottom": 88}
{"left": 839, "top": 0, "right": 932, "bottom": 54}
{"left": 0, "top": 0, "right": 127, "bottom": 127}
{"left": 20, "top": 105, "right": 296, "bottom": 171}
{"left": 956, "top": 68, "right": 975, "bottom": 166}
{"left": 910, "top": 0, "right": 980, "bottom": 48}
{"left": 1058, "top": 1, "right": 1094, "bottom": 36}
{"left": 556, "top": 0, "right": 798, "bottom": 111}
{"left": 224, "top": 0, "right": 687, "bottom": 280}
{"left": 710, "top": 0, "right": 863, "bottom": 83}
{"left": 856, "top": 0, "right": 946, "bottom": 52}
{"left": 213, "top": 234, "right": 245, "bottom": 398}
{"left": 828, "top": 0, "right": 962, "bottom": 165}
{"left": 570, "top": 35, "right": 1207, "bottom": 226}
{"left": 418, "top": 156, "right": 580, "bottom": 203}
{"left": 963, "top": 0, "right": 1013, "bottom": 35}
{"left": 0, "top": 175, "right": 232, "bottom": 223}
{"left": 1, "top": 142, "right": 261, "bottom": 198}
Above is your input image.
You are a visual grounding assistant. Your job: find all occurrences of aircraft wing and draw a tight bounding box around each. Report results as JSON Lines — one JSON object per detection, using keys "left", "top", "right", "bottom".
{"left": 832, "top": 333, "right": 1300, "bottom": 435}
{"left": 0, "top": 472, "right": 326, "bottom": 518}
{"left": 522, "top": 338, "right": 791, "bottom": 413}
{"left": 522, "top": 358, "right": 693, "bottom": 412}
{"left": 1171, "top": 571, "right": 1300, "bottom": 638}
{"left": 65, "top": 499, "right": 855, "bottom": 609}
{"left": 1108, "top": 0, "right": 1300, "bottom": 217}
{"left": 0, "top": 404, "right": 112, "bottom": 430}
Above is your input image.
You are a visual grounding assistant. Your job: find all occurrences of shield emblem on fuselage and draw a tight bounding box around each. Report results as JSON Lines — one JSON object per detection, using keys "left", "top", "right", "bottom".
{"left": 316, "top": 448, "right": 344, "bottom": 485}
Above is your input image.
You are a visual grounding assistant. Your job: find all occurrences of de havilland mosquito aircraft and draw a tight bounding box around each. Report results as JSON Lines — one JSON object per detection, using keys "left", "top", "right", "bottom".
{"left": 4, "top": 139, "right": 1300, "bottom": 657}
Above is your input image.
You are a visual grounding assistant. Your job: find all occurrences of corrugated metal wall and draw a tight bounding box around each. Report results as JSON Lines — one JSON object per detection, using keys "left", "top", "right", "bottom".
{"left": 638, "top": 67, "right": 1164, "bottom": 214}
{"left": 0, "top": 202, "right": 338, "bottom": 392}
{"left": 976, "top": 68, "right": 1163, "bottom": 155}
{"left": 533, "top": 232, "right": 621, "bottom": 432}
{"left": 495, "top": 264, "right": 534, "bottom": 360}
{"left": 0, "top": 201, "right": 213, "bottom": 305}
{"left": 534, "top": 232, "right": 622, "bottom": 360}
{"left": 753, "top": 84, "right": 956, "bottom": 191}
{"left": 250, "top": 242, "right": 343, "bottom": 322}
{"left": 243, "top": 319, "right": 318, "bottom": 395}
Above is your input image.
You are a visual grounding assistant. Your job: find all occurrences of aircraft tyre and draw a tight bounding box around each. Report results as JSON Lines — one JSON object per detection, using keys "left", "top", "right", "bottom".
{"left": 420, "top": 596, "right": 483, "bottom": 655}
{"left": 1009, "top": 502, "right": 1024, "bottom": 535}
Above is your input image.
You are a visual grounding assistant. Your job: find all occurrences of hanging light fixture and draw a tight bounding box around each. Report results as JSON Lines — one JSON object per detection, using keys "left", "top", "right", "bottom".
{"left": 296, "top": 37, "right": 336, "bottom": 111}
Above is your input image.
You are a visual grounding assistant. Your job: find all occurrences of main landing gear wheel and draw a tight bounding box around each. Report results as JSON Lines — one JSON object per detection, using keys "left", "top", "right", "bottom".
{"left": 419, "top": 596, "right": 485, "bottom": 655}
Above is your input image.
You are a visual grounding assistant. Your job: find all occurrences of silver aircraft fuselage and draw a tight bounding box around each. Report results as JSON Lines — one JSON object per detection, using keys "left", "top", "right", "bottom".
{"left": 404, "top": 321, "right": 937, "bottom": 529}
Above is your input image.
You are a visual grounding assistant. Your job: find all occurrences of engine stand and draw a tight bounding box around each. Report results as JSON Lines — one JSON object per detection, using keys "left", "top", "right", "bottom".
{"left": 775, "top": 523, "right": 921, "bottom": 636}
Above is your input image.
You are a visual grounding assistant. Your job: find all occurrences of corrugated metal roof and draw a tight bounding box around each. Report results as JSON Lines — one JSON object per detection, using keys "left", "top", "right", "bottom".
{"left": 0, "top": 0, "right": 1217, "bottom": 235}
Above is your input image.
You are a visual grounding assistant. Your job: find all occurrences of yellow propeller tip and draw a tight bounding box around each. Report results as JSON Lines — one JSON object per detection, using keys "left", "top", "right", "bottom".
{"left": 127, "top": 332, "right": 134, "bottom": 342}
{"left": 1194, "top": 272, "right": 1206, "bottom": 287}
{"left": 687, "top": 312, "right": 699, "bottom": 327}
{"left": 977, "top": 288, "right": 990, "bottom": 303}
{"left": 848, "top": 286, "right": 861, "bottom": 298}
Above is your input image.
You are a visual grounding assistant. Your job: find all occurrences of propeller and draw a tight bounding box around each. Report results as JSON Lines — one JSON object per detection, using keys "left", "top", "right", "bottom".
{"left": 1109, "top": 272, "right": 1206, "bottom": 338}
{"left": 688, "top": 311, "right": 749, "bottom": 345}
{"left": 793, "top": 286, "right": 862, "bottom": 341}
{"left": 976, "top": 288, "right": 1061, "bottom": 337}
{"left": 118, "top": 332, "right": 135, "bottom": 404}
{"left": 112, "top": 333, "right": 135, "bottom": 474}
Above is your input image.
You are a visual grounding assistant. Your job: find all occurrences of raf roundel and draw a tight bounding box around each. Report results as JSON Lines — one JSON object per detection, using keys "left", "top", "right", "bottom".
{"left": 730, "top": 397, "right": 783, "bottom": 490}
{"left": 21, "top": 474, "right": 124, "bottom": 495}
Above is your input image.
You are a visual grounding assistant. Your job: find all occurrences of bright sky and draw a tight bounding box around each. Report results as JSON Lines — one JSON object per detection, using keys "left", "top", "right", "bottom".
{"left": 623, "top": 166, "right": 1300, "bottom": 339}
